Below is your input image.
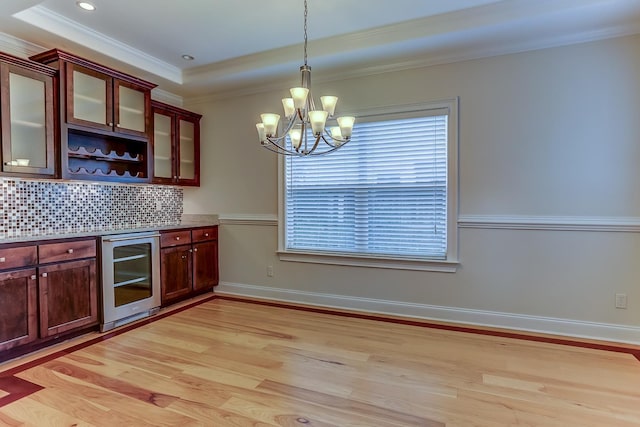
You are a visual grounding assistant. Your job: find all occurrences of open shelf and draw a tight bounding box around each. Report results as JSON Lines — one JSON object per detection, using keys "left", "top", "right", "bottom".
{"left": 68, "top": 146, "right": 142, "bottom": 163}
{"left": 65, "top": 128, "right": 149, "bottom": 182}
{"left": 68, "top": 167, "right": 144, "bottom": 179}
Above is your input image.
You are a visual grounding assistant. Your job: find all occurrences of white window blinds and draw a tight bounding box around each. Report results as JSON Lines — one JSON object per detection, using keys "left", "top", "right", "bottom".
{"left": 284, "top": 107, "right": 449, "bottom": 259}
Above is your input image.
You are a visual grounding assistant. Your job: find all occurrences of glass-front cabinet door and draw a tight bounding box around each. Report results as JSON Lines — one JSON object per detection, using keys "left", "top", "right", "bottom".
{"left": 66, "top": 63, "right": 149, "bottom": 138}
{"left": 115, "top": 80, "right": 148, "bottom": 137}
{"left": 151, "top": 101, "right": 201, "bottom": 186}
{"left": 152, "top": 110, "right": 174, "bottom": 182}
{"left": 67, "top": 63, "right": 112, "bottom": 132}
{"left": 178, "top": 118, "right": 196, "bottom": 183}
{"left": 1, "top": 62, "right": 55, "bottom": 176}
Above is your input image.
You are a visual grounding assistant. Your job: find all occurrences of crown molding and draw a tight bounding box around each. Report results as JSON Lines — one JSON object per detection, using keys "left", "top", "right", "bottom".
{"left": 13, "top": 5, "right": 183, "bottom": 84}
{"left": 0, "top": 32, "right": 43, "bottom": 58}
{"left": 185, "top": 19, "right": 640, "bottom": 103}
{"left": 151, "top": 88, "right": 183, "bottom": 107}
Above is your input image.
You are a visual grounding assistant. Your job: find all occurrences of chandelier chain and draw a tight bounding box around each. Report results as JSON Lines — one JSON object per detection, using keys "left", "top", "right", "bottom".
{"left": 303, "top": 0, "right": 308, "bottom": 65}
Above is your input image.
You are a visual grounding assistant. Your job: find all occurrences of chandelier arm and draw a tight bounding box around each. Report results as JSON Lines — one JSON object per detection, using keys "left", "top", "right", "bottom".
{"left": 263, "top": 146, "right": 299, "bottom": 156}
{"left": 280, "top": 115, "right": 298, "bottom": 136}
{"left": 262, "top": 141, "right": 304, "bottom": 156}
{"left": 265, "top": 134, "right": 287, "bottom": 143}
{"left": 307, "top": 140, "right": 350, "bottom": 156}
{"left": 321, "top": 128, "right": 350, "bottom": 146}
{"left": 306, "top": 133, "right": 322, "bottom": 155}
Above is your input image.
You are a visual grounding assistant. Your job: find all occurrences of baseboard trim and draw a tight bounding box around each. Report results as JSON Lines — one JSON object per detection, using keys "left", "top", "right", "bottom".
{"left": 216, "top": 282, "right": 640, "bottom": 346}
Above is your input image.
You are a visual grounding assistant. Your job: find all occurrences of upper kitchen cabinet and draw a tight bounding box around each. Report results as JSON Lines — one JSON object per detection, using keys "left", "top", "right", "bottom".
{"left": 30, "top": 49, "right": 156, "bottom": 182}
{"left": 151, "top": 101, "right": 202, "bottom": 186}
{"left": 0, "top": 52, "right": 57, "bottom": 178}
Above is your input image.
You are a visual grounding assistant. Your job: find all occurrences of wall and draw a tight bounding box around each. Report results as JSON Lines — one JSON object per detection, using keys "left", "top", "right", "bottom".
{"left": 184, "top": 34, "right": 640, "bottom": 343}
{"left": 0, "top": 178, "right": 182, "bottom": 239}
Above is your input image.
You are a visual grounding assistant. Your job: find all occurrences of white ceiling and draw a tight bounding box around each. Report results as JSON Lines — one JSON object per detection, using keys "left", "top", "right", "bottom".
{"left": 1, "top": 0, "right": 640, "bottom": 99}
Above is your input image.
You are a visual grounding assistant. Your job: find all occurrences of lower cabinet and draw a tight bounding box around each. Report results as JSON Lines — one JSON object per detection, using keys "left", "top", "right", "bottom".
{"left": 160, "top": 226, "right": 218, "bottom": 306}
{"left": 39, "top": 258, "right": 98, "bottom": 338}
{"left": 0, "top": 268, "right": 38, "bottom": 352}
{"left": 160, "top": 244, "right": 193, "bottom": 302}
{"left": 0, "top": 238, "right": 98, "bottom": 360}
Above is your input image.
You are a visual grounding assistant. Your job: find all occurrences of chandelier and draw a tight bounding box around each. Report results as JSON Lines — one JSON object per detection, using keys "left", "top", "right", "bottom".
{"left": 256, "top": 0, "right": 355, "bottom": 156}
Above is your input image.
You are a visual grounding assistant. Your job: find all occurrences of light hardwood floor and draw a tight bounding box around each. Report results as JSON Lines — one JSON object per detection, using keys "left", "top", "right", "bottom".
{"left": 0, "top": 297, "right": 639, "bottom": 426}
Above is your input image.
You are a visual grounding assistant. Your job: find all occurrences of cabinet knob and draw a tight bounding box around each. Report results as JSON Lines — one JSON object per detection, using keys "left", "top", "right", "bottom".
{"left": 174, "top": 176, "right": 178, "bottom": 179}
{"left": 0, "top": 257, "right": 5, "bottom": 263}
{"left": 193, "top": 248, "right": 198, "bottom": 252}
{"left": 175, "top": 236, "right": 180, "bottom": 241}
{"left": 116, "top": 123, "right": 121, "bottom": 127}
{"left": 204, "top": 233, "right": 209, "bottom": 237}
{"left": 108, "top": 122, "right": 114, "bottom": 126}
{"left": 67, "top": 248, "right": 74, "bottom": 254}
{"left": 42, "top": 272, "right": 48, "bottom": 278}
{"left": 181, "top": 255, "right": 186, "bottom": 259}
{"left": 30, "top": 275, "right": 36, "bottom": 280}
{"left": 189, "top": 249, "right": 193, "bottom": 253}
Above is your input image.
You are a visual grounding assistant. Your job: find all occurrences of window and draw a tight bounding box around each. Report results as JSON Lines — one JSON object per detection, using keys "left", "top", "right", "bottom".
{"left": 278, "top": 98, "right": 458, "bottom": 272}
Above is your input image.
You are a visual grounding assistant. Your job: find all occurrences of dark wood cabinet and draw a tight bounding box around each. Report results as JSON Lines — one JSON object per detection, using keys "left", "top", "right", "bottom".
{"left": 160, "top": 226, "right": 218, "bottom": 306}
{"left": 30, "top": 49, "right": 156, "bottom": 183}
{"left": 39, "top": 258, "right": 98, "bottom": 338}
{"left": 0, "top": 244, "right": 38, "bottom": 352}
{"left": 0, "top": 268, "right": 38, "bottom": 352}
{"left": 160, "top": 245, "right": 192, "bottom": 302}
{"left": 0, "top": 237, "right": 98, "bottom": 361}
{"left": 0, "top": 52, "right": 57, "bottom": 178}
{"left": 151, "top": 101, "right": 202, "bottom": 186}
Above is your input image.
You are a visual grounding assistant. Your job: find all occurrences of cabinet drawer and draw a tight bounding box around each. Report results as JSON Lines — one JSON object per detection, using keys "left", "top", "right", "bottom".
{"left": 192, "top": 227, "right": 217, "bottom": 243}
{"left": 161, "top": 230, "right": 192, "bottom": 248}
{"left": 0, "top": 245, "right": 38, "bottom": 270}
{"left": 39, "top": 239, "right": 97, "bottom": 264}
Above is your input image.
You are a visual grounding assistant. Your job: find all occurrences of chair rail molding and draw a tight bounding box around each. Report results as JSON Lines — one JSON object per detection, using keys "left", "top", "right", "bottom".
{"left": 458, "top": 215, "right": 640, "bottom": 232}
{"left": 217, "top": 214, "right": 278, "bottom": 226}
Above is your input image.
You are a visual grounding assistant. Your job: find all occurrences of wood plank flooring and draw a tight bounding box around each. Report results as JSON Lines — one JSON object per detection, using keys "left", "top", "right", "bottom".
{"left": 0, "top": 296, "right": 639, "bottom": 426}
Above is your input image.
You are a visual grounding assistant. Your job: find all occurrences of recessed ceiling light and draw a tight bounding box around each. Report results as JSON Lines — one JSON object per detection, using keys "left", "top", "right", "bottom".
{"left": 76, "top": 2, "right": 96, "bottom": 11}
{"left": 181, "top": 54, "right": 195, "bottom": 61}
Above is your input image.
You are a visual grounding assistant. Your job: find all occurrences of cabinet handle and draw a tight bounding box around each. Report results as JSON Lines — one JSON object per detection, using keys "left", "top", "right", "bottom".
{"left": 0, "top": 257, "right": 5, "bottom": 263}
{"left": 116, "top": 123, "right": 121, "bottom": 127}
{"left": 193, "top": 248, "right": 198, "bottom": 252}
{"left": 30, "top": 275, "right": 36, "bottom": 280}
{"left": 181, "top": 255, "right": 187, "bottom": 259}
{"left": 204, "top": 233, "right": 209, "bottom": 237}
{"left": 42, "top": 272, "right": 48, "bottom": 278}
{"left": 189, "top": 249, "right": 193, "bottom": 253}
{"left": 174, "top": 176, "right": 178, "bottom": 179}
{"left": 67, "top": 248, "right": 74, "bottom": 254}
{"left": 175, "top": 236, "right": 180, "bottom": 241}
{"left": 108, "top": 122, "right": 114, "bottom": 126}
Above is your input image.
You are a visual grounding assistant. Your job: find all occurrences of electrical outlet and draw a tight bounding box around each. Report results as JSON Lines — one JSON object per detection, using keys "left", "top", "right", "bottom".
{"left": 267, "top": 265, "right": 274, "bottom": 277}
{"left": 615, "top": 293, "right": 628, "bottom": 309}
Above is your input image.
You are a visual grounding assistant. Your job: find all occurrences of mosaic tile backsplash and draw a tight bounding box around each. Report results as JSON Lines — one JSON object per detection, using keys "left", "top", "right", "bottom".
{"left": 0, "top": 179, "right": 183, "bottom": 239}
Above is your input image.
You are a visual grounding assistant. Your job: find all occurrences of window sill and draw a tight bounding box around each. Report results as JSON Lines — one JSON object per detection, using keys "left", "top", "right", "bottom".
{"left": 277, "top": 250, "right": 459, "bottom": 272}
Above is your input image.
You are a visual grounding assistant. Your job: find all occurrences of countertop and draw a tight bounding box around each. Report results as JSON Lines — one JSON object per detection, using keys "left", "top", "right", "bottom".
{"left": 0, "top": 214, "right": 218, "bottom": 245}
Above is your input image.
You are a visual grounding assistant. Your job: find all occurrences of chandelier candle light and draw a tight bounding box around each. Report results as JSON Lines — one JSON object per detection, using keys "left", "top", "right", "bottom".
{"left": 256, "top": 0, "right": 355, "bottom": 156}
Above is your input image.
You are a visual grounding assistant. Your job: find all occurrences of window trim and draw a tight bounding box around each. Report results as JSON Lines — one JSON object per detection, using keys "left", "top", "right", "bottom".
{"left": 277, "top": 98, "right": 459, "bottom": 272}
